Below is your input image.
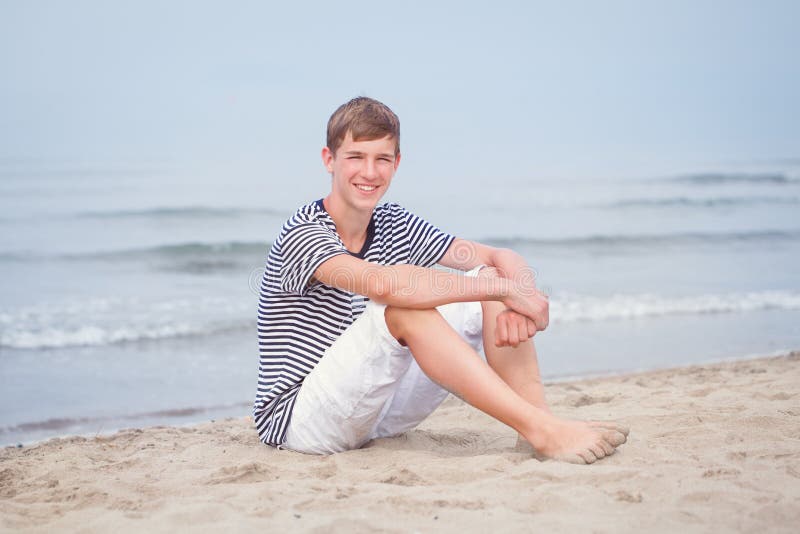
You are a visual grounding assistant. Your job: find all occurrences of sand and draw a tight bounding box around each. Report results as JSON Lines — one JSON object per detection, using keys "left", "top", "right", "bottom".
{"left": 2, "top": 352, "right": 799, "bottom": 533}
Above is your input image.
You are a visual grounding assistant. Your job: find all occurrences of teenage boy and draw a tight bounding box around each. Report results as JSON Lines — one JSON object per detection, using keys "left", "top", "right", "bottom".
{"left": 254, "top": 97, "right": 628, "bottom": 463}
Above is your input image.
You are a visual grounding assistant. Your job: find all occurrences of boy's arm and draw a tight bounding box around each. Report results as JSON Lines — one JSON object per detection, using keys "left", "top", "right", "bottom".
{"left": 438, "top": 238, "right": 549, "bottom": 344}
{"left": 312, "top": 245, "right": 549, "bottom": 332}
{"left": 312, "top": 254, "right": 510, "bottom": 309}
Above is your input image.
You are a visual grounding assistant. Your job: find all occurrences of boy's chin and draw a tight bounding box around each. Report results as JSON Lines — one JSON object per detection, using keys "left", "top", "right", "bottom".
{"left": 351, "top": 191, "right": 385, "bottom": 207}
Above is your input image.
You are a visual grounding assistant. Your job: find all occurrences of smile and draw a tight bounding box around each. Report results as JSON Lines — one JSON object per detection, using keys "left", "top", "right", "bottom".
{"left": 355, "top": 184, "right": 378, "bottom": 192}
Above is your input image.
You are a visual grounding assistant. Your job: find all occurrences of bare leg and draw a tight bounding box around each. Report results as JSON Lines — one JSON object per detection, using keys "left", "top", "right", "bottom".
{"left": 384, "top": 306, "right": 627, "bottom": 464}
{"left": 481, "top": 298, "right": 550, "bottom": 412}
{"left": 480, "top": 298, "right": 551, "bottom": 447}
{"left": 476, "top": 268, "right": 629, "bottom": 449}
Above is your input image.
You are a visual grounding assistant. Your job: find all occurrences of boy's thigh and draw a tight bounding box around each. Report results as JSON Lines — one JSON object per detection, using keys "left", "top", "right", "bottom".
{"left": 284, "top": 299, "right": 484, "bottom": 454}
{"left": 370, "top": 300, "right": 484, "bottom": 440}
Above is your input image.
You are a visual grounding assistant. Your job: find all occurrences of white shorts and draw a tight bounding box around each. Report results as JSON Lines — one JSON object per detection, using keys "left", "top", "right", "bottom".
{"left": 283, "top": 296, "right": 484, "bottom": 455}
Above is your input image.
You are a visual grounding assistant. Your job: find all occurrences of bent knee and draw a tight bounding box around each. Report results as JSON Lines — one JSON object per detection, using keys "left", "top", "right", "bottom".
{"left": 383, "top": 306, "right": 440, "bottom": 346}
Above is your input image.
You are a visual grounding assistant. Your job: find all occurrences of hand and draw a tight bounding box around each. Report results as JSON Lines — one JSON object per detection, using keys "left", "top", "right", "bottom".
{"left": 502, "top": 286, "right": 550, "bottom": 333}
{"left": 476, "top": 264, "right": 549, "bottom": 336}
{"left": 494, "top": 308, "right": 537, "bottom": 347}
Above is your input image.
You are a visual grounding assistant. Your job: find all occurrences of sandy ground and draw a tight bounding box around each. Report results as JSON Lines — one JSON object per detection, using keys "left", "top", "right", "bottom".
{"left": 2, "top": 352, "right": 799, "bottom": 533}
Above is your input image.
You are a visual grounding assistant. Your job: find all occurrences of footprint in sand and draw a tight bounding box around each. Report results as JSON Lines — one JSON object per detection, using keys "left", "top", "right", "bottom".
{"left": 432, "top": 498, "right": 486, "bottom": 510}
{"left": 566, "top": 394, "right": 614, "bottom": 407}
{"left": 205, "top": 462, "right": 272, "bottom": 485}
{"left": 378, "top": 467, "right": 427, "bottom": 486}
{"left": 702, "top": 468, "right": 741, "bottom": 478}
{"left": 614, "top": 490, "right": 643, "bottom": 503}
{"left": 310, "top": 460, "right": 338, "bottom": 479}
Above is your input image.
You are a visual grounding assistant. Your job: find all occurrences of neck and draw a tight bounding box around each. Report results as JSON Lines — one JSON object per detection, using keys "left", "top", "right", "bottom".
{"left": 322, "top": 195, "right": 373, "bottom": 252}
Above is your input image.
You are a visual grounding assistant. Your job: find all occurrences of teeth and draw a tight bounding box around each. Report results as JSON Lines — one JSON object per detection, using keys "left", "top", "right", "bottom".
{"left": 355, "top": 184, "right": 377, "bottom": 191}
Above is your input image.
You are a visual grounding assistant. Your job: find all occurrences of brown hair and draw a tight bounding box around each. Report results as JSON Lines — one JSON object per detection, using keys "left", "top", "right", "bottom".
{"left": 326, "top": 97, "right": 400, "bottom": 156}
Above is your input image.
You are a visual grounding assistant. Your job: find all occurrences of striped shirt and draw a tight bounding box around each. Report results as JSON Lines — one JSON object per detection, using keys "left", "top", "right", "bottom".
{"left": 254, "top": 199, "right": 455, "bottom": 446}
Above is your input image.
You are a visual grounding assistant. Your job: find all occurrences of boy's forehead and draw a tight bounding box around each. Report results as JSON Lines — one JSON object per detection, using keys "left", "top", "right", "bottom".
{"left": 338, "top": 132, "right": 398, "bottom": 154}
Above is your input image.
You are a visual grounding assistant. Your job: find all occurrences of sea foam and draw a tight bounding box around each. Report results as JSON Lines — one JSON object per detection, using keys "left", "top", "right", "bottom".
{"left": 551, "top": 290, "right": 800, "bottom": 323}
{"left": 3, "top": 290, "right": 799, "bottom": 349}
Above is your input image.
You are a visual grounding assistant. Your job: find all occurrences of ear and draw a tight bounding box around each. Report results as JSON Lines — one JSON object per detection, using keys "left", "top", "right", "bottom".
{"left": 321, "top": 146, "right": 334, "bottom": 173}
{"left": 394, "top": 152, "right": 401, "bottom": 171}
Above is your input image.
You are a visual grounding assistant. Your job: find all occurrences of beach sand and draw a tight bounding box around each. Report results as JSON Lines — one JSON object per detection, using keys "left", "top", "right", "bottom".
{"left": 2, "top": 352, "right": 799, "bottom": 533}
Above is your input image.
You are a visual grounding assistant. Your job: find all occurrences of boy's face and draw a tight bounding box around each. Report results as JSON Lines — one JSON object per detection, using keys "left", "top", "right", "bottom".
{"left": 322, "top": 132, "right": 400, "bottom": 212}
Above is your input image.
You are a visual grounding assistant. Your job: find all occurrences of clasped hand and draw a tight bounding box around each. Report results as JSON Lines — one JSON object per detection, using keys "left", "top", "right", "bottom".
{"left": 496, "top": 287, "right": 549, "bottom": 348}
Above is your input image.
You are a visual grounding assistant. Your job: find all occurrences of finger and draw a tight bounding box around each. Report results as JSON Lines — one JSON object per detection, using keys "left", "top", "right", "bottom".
{"left": 536, "top": 293, "right": 550, "bottom": 330}
{"left": 508, "top": 319, "right": 520, "bottom": 347}
{"left": 526, "top": 318, "right": 537, "bottom": 338}
{"left": 535, "top": 310, "right": 549, "bottom": 331}
{"left": 495, "top": 315, "right": 509, "bottom": 347}
{"left": 533, "top": 317, "right": 547, "bottom": 332}
{"left": 516, "top": 315, "right": 531, "bottom": 343}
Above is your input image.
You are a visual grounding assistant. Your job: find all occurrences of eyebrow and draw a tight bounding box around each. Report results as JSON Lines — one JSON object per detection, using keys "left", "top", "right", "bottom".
{"left": 342, "top": 150, "right": 395, "bottom": 159}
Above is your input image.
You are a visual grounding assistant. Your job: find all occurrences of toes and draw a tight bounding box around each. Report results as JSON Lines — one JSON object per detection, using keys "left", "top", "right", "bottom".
{"left": 603, "top": 430, "right": 627, "bottom": 447}
{"left": 564, "top": 453, "right": 588, "bottom": 464}
{"left": 589, "top": 444, "right": 606, "bottom": 460}
{"left": 579, "top": 450, "right": 597, "bottom": 464}
{"left": 590, "top": 421, "right": 630, "bottom": 436}
{"left": 598, "top": 439, "right": 615, "bottom": 456}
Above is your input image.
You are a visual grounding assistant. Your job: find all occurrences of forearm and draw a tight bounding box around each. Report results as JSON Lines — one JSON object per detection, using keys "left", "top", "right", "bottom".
{"left": 488, "top": 247, "right": 537, "bottom": 288}
{"left": 367, "top": 264, "right": 511, "bottom": 308}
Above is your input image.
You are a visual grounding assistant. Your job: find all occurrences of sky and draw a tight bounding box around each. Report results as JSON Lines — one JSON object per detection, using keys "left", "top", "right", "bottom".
{"left": 1, "top": 0, "right": 799, "bottom": 185}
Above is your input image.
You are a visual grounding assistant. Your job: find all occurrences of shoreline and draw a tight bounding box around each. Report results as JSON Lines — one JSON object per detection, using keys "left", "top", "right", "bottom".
{"left": 3, "top": 347, "right": 798, "bottom": 449}
{"left": 2, "top": 351, "right": 799, "bottom": 532}
{"left": 543, "top": 346, "right": 800, "bottom": 384}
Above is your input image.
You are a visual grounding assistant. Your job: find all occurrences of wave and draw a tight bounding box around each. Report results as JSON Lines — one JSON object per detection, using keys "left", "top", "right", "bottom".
{"left": 73, "top": 240, "right": 270, "bottom": 260}
{"left": 667, "top": 172, "right": 800, "bottom": 185}
{"left": 0, "top": 241, "right": 271, "bottom": 264}
{"left": 485, "top": 229, "right": 800, "bottom": 251}
{"left": 4, "top": 229, "right": 800, "bottom": 267}
{"left": 0, "top": 296, "right": 254, "bottom": 350}
{"left": 551, "top": 290, "right": 800, "bottom": 323}
{"left": 0, "top": 321, "right": 252, "bottom": 349}
{"left": 78, "top": 241, "right": 270, "bottom": 274}
{"left": 76, "top": 206, "right": 283, "bottom": 220}
{"left": 4, "top": 290, "right": 800, "bottom": 350}
{"left": 603, "top": 195, "right": 800, "bottom": 209}
{"left": 0, "top": 401, "right": 251, "bottom": 441}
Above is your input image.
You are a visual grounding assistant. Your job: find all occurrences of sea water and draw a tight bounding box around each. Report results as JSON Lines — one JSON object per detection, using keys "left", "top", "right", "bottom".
{"left": 1, "top": 161, "right": 799, "bottom": 445}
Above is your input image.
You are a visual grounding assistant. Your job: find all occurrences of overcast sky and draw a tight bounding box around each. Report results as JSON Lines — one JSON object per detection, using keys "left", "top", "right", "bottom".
{"left": 1, "top": 0, "right": 798, "bottom": 183}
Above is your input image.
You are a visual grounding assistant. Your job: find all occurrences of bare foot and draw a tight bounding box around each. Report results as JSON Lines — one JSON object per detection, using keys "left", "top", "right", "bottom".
{"left": 588, "top": 421, "right": 630, "bottom": 447}
{"left": 518, "top": 418, "right": 629, "bottom": 464}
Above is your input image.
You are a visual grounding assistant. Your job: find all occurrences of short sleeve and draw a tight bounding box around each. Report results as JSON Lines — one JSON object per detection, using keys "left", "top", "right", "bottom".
{"left": 273, "top": 221, "right": 347, "bottom": 295}
{"left": 400, "top": 206, "right": 456, "bottom": 267}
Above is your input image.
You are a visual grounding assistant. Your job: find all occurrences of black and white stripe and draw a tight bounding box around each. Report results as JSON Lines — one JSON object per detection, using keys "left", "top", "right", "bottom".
{"left": 254, "top": 199, "right": 455, "bottom": 446}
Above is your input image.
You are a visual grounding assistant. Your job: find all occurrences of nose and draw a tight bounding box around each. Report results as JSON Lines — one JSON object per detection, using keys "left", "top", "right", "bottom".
{"left": 362, "top": 158, "right": 379, "bottom": 180}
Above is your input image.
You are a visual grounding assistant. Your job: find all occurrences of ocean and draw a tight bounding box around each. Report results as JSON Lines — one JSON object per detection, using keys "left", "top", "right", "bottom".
{"left": 2, "top": 161, "right": 799, "bottom": 446}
